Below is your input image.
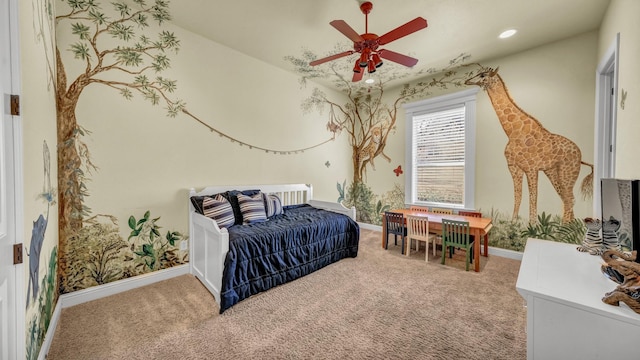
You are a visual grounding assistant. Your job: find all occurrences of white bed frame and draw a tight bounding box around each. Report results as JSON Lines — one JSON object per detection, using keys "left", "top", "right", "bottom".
{"left": 188, "top": 184, "right": 356, "bottom": 304}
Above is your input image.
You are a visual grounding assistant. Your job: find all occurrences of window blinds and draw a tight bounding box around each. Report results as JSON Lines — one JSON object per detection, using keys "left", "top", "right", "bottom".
{"left": 413, "top": 106, "right": 465, "bottom": 204}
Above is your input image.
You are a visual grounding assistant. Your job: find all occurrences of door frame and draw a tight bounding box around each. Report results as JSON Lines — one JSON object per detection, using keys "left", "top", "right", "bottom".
{"left": 2, "top": 0, "right": 25, "bottom": 358}
{"left": 593, "top": 33, "right": 620, "bottom": 217}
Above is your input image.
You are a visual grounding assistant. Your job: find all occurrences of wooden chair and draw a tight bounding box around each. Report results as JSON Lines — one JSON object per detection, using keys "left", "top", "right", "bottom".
{"left": 425, "top": 208, "right": 452, "bottom": 252}
{"left": 406, "top": 215, "right": 437, "bottom": 261}
{"left": 409, "top": 205, "right": 429, "bottom": 213}
{"left": 408, "top": 206, "right": 430, "bottom": 250}
{"left": 458, "top": 210, "right": 488, "bottom": 256}
{"left": 458, "top": 210, "right": 482, "bottom": 217}
{"left": 441, "top": 219, "right": 475, "bottom": 271}
{"left": 430, "top": 207, "right": 453, "bottom": 214}
{"left": 384, "top": 211, "right": 406, "bottom": 254}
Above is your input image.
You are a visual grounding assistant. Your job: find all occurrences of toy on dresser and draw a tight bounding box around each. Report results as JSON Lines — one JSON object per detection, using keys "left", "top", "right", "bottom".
{"left": 600, "top": 249, "right": 640, "bottom": 315}
{"left": 577, "top": 217, "right": 622, "bottom": 255}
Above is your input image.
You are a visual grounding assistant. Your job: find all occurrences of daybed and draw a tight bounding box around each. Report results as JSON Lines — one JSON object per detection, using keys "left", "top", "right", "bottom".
{"left": 189, "top": 184, "right": 359, "bottom": 313}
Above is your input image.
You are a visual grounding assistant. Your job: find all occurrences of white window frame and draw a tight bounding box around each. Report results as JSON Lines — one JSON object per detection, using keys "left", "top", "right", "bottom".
{"left": 403, "top": 88, "right": 478, "bottom": 209}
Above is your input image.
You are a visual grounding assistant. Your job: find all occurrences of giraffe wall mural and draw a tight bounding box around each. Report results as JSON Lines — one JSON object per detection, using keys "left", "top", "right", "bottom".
{"left": 465, "top": 66, "right": 593, "bottom": 223}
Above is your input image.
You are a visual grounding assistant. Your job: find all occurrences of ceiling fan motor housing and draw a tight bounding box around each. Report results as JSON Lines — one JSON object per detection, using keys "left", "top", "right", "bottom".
{"left": 354, "top": 33, "right": 380, "bottom": 53}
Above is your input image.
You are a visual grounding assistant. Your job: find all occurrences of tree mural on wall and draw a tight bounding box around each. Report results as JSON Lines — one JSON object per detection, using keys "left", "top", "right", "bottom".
{"left": 55, "top": 0, "right": 337, "bottom": 292}
{"left": 285, "top": 50, "right": 473, "bottom": 222}
{"left": 55, "top": 0, "right": 184, "bottom": 291}
{"left": 55, "top": 0, "right": 181, "bottom": 229}
{"left": 287, "top": 51, "right": 473, "bottom": 183}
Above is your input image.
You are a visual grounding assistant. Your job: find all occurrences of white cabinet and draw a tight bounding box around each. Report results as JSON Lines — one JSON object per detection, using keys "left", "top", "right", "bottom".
{"left": 516, "top": 238, "right": 640, "bottom": 360}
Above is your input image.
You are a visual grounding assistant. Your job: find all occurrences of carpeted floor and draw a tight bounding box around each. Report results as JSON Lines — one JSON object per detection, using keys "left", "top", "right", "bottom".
{"left": 47, "top": 229, "right": 526, "bottom": 359}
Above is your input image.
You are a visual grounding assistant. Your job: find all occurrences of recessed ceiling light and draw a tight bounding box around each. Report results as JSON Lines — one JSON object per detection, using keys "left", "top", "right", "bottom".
{"left": 365, "top": 78, "right": 375, "bottom": 84}
{"left": 499, "top": 29, "right": 517, "bottom": 39}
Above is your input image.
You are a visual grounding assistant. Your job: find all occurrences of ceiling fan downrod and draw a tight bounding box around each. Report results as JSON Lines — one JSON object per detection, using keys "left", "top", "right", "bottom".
{"left": 361, "top": 1, "right": 372, "bottom": 33}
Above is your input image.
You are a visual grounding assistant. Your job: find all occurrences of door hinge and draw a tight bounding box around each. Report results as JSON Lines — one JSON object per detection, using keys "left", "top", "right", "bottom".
{"left": 10, "top": 94, "right": 20, "bottom": 116}
{"left": 13, "top": 243, "right": 23, "bottom": 264}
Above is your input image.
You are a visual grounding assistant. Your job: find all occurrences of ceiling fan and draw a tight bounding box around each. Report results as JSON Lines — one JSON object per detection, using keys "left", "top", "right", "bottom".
{"left": 309, "top": 1, "right": 428, "bottom": 82}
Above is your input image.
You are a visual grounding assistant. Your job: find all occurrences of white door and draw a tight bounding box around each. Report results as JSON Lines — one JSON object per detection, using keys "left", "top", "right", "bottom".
{"left": 594, "top": 34, "right": 619, "bottom": 217}
{"left": 0, "top": 0, "right": 21, "bottom": 358}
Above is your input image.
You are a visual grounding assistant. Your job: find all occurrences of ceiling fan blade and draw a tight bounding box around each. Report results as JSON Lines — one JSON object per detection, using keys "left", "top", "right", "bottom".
{"left": 378, "top": 17, "right": 427, "bottom": 45}
{"left": 352, "top": 70, "right": 364, "bottom": 82}
{"left": 309, "top": 50, "right": 355, "bottom": 66}
{"left": 330, "top": 20, "right": 364, "bottom": 43}
{"left": 377, "top": 49, "right": 419, "bottom": 67}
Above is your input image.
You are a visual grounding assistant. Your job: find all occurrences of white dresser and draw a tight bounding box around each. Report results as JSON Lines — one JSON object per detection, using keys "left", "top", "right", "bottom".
{"left": 516, "top": 238, "right": 640, "bottom": 360}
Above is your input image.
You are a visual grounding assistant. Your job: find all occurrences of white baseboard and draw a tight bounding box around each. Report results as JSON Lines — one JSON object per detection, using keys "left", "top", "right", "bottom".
{"left": 40, "top": 264, "right": 189, "bottom": 359}
{"left": 38, "top": 300, "right": 62, "bottom": 360}
{"left": 60, "top": 264, "right": 189, "bottom": 308}
{"left": 358, "top": 222, "right": 382, "bottom": 231}
{"left": 487, "top": 246, "right": 523, "bottom": 261}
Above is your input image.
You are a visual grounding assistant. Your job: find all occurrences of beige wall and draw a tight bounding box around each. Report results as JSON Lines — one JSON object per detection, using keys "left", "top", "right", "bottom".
{"left": 375, "top": 31, "right": 598, "bottom": 220}
{"left": 20, "top": 0, "right": 58, "bottom": 357}
{"left": 599, "top": 0, "right": 640, "bottom": 179}
{"left": 56, "top": 6, "right": 351, "bottom": 252}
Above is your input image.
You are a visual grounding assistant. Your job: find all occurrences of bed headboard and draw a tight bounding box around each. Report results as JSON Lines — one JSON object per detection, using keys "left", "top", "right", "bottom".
{"left": 189, "top": 183, "right": 313, "bottom": 206}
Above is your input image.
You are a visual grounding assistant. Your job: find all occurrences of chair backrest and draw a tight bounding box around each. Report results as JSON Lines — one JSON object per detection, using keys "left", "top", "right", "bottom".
{"left": 406, "top": 215, "right": 430, "bottom": 240}
{"left": 385, "top": 212, "right": 405, "bottom": 235}
{"left": 409, "top": 205, "right": 429, "bottom": 213}
{"left": 442, "top": 219, "right": 471, "bottom": 247}
{"left": 431, "top": 207, "right": 453, "bottom": 215}
{"left": 458, "top": 210, "right": 482, "bottom": 218}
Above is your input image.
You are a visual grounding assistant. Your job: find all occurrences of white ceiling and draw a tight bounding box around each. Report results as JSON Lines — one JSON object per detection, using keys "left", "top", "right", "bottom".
{"left": 169, "top": 0, "right": 611, "bottom": 89}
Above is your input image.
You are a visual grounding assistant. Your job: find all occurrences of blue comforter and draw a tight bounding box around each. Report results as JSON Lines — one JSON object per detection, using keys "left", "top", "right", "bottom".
{"left": 220, "top": 204, "right": 359, "bottom": 313}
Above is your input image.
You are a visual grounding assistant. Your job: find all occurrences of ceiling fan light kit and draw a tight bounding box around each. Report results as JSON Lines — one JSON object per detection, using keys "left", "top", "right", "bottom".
{"left": 309, "top": 1, "right": 428, "bottom": 82}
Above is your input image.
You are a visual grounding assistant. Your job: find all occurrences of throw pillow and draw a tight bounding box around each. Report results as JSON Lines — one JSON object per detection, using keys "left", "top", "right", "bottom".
{"left": 190, "top": 195, "right": 207, "bottom": 215}
{"left": 202, "top": 194, "right": 235, "bottom": 229}
{"left": 263, "top": 193, "right": 283, "bottom": 218}
{"left": 237, "top": 192, "right": 267, "bottom": 224}
{"left": 224, "top": 189, "right": 261, "bottom": 225}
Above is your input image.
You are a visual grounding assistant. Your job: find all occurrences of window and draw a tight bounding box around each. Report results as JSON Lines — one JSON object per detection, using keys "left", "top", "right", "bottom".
{"left": 404, "top": 88, "right": 478, "bottom": 209}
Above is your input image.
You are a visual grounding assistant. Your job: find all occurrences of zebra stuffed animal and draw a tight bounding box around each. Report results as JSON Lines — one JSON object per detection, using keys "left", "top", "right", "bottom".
{"left": 577, "top": 217, "right": 604, "bottom": 255}
{"left": 602, "top": 216, "right": 622, "bottom": 251}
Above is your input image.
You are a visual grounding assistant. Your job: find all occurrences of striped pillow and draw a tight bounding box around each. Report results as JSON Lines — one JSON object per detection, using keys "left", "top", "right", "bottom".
{"left": 237, "top": 193, "right": 267, "bottom": 224}
{"left": 263, "top": 193, "right": 283, "bottom": 218}
{"left": 202, "top": 194, "right": 235, "bottom": 229}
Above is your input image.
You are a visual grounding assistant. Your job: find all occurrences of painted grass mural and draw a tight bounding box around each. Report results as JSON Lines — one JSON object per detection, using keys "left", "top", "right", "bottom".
{"left": 339, "top": 179, "right": 585, "bottom": 252}
{"left": 26, "top": 248, "right": 57, "bottom": 360}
